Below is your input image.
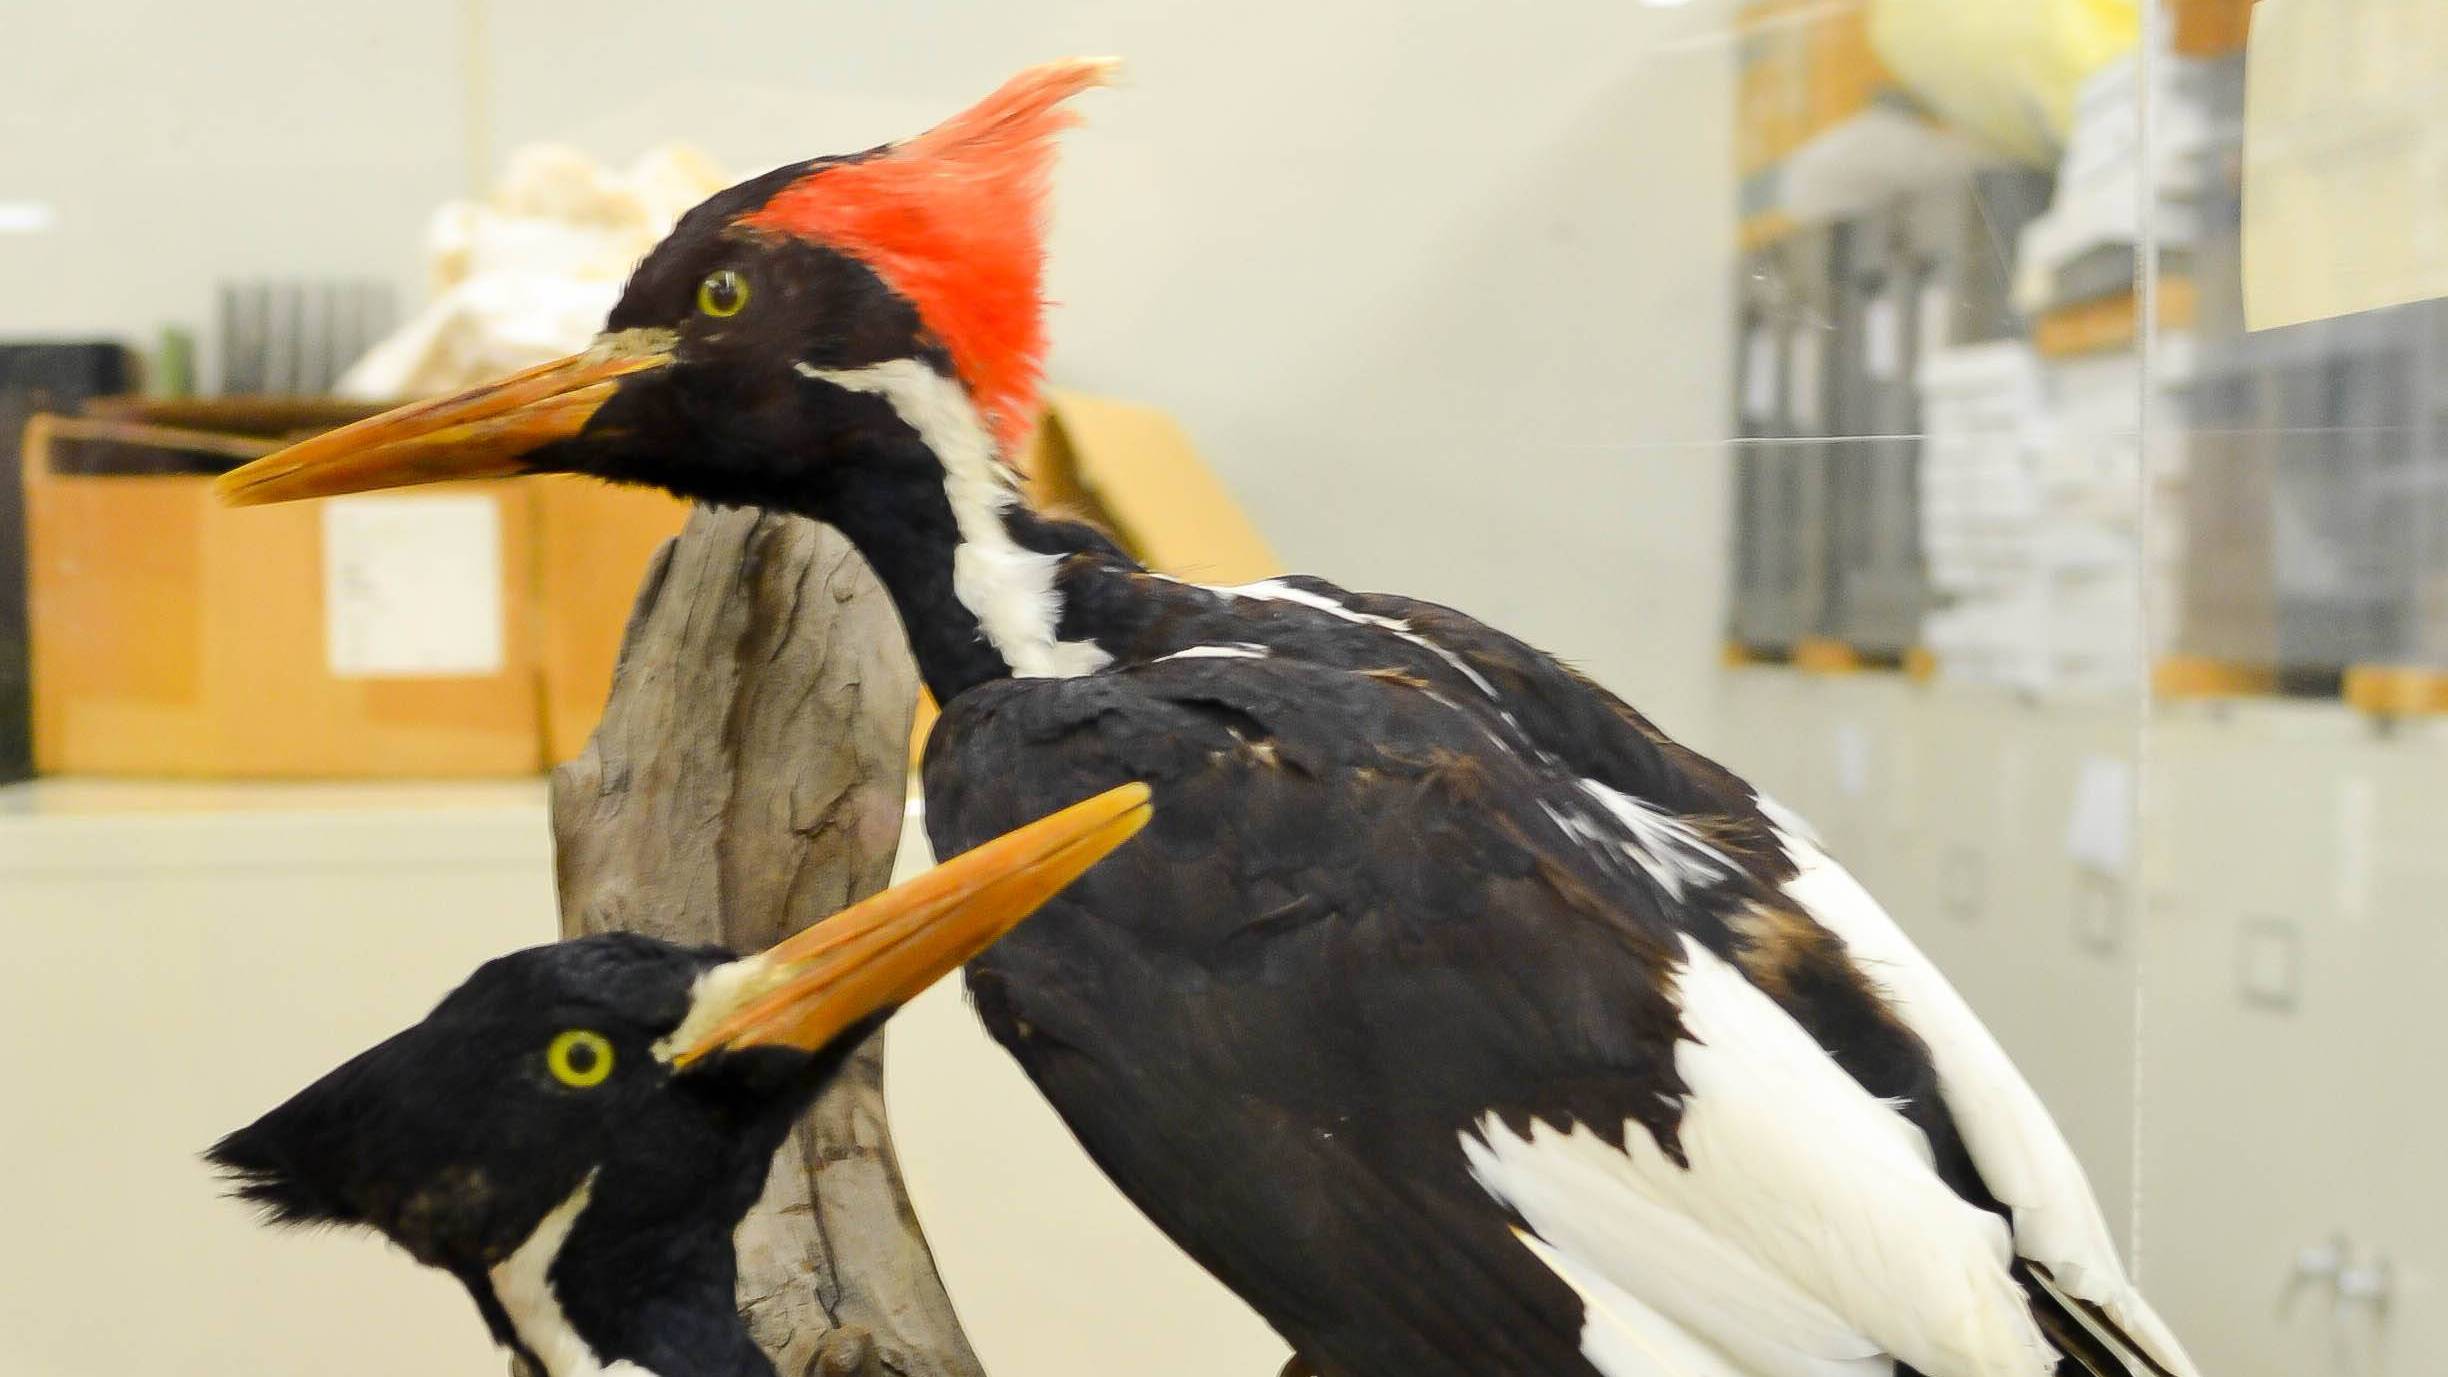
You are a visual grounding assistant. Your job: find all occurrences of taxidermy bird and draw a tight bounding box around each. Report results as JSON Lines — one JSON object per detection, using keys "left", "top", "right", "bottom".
{"left": 218, "top": 60, "right": 2199, "bottom": 1377}
{"left": 210, "top": 785, "right": 1149, "bottom": 1377}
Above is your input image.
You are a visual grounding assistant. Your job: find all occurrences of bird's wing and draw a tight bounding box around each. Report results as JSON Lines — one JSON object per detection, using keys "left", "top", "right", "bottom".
{"left": 1252, "top": 579, "right": 2196, "bottom": 1377}
{"left": 1763, "top": 816, "right": 2196, "bottom": 1377}
{"left": 1462, "top": 934, "right": 2063, "bottom": 1377}
{"left": 922, "top": 655, "right": 2061, "bottom": 1377}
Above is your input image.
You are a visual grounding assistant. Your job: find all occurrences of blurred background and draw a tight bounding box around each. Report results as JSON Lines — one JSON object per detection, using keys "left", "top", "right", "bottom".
{"left": 2, "top": 2, "right": 2441, "bottom": 1375}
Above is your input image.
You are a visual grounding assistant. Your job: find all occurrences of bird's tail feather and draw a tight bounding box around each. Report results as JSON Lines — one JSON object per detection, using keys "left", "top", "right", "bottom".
{"left": 2019, "top": 1263, "right": 2179, "bottom": 1377}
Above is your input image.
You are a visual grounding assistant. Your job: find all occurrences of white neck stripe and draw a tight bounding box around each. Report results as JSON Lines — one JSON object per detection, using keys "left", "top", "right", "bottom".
{"left": 797, "top": 359, "right": 1108, "bottom": 679}
{"left": 490, "top": 1173, "right": 661, "bottom": 1377}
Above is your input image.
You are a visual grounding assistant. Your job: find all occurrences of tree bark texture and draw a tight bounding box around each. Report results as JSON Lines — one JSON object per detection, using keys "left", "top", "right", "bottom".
{"left": 550, "top": 503, "right": 984, "bottom": 1377}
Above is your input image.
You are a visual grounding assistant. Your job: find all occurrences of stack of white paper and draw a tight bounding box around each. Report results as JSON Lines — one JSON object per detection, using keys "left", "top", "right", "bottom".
{"left": 339, "top": 144, "right": 734, "bottom": 399}
{"left": 2014, "top": 45, "right": 2244, "bottom": 315}
{"left": 1918, "top": 338, "right": 2191, "bottom": 696}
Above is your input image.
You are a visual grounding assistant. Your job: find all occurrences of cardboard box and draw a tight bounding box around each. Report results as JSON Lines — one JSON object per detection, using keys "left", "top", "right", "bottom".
{"left": 27, "top": 388, "right": 1259, "bottom": 776}
{"left": 23, "top": 412, "right": 544, "bottom": 777}
{"left": 1021, "top": 389, "right": 1279, "bottom": 586}
{"left": 23, "top": 401, "right": 696, "bottom": 776}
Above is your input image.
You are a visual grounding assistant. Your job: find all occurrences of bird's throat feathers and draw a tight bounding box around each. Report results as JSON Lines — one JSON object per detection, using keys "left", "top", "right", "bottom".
{"left": 488, "top": 1174, "right": 769, "bottom": 1377}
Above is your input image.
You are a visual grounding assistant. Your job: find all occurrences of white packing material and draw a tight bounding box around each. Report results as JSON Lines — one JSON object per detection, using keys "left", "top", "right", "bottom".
{"left": 340, "top": 143, "right": 733, "bottom": 399}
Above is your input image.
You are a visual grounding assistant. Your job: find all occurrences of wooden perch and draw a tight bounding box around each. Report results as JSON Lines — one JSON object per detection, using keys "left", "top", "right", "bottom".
{"left": 551, "top": 503, "right": 985, "bottom": 1377}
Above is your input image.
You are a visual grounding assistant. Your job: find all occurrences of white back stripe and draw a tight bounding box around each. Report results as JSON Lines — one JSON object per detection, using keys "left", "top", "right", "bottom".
{"left": 1575, "top": 779, "right": 1730, "bottom": 901}
{"left": 1154, "top": 643, "right": 1271, "bottom": 663}
{"left": 1210, "top": 578, "right": 1502, "bottom": 698}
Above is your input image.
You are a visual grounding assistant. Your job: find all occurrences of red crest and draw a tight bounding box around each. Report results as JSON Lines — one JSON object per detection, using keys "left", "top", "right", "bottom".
{"left": 745, "top": 58, "right": 1117, "bottom": 454}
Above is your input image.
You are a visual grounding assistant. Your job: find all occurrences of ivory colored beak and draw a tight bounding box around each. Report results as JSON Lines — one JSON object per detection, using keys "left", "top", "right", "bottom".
{"left": 668, "top": 783, "right": 1153, "bottom": 1066}
{"left": 211, "top": 341, "right": 672, "bottom": 506}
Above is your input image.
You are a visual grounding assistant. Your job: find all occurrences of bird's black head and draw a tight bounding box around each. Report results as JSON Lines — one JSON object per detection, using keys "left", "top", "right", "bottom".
{"left": 209, "top": 784, "right": 1152, "bottom": 1377}
{"left": 208, "top": 934, "right": 814, "bottom": 1272}
{"left": 214, "top": 58, "right": 1115, "bottom": 520}
{"left": 209, "top": 934, "right": 839, "bottom": 1377}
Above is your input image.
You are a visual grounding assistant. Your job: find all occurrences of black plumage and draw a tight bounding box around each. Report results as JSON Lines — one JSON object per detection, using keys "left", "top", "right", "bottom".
{"left": 919, "top": 567, "right": 1974, "bottom": 1377}
{"left": 211, "top": 934, "right": 823, "bottom": 1377}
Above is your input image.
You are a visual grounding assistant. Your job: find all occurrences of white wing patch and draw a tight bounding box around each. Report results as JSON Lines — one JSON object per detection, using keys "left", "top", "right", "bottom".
{"left": 1510, "top": 1229, "right": 1772, "bottom": 1377}
{"left": 1770, "top": 819, "right": 2200, "bottom": 1377}
{"left": 1535, "top": 780, "right": 1730, "bottom": 903}
{"left": 1465, "top": 940, "right": 2055, "bottom": 1377}
{"left": 1576, "top": 780, "right": 1732, "bottom": 900}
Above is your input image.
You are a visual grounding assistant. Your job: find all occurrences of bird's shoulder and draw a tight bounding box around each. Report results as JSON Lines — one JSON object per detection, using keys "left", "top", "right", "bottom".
{"left": 925, "top": 646, "right": 1692, "bottom": 1104}
{"left": 1080, "top": 571, "right": 1774, "bottom": 834}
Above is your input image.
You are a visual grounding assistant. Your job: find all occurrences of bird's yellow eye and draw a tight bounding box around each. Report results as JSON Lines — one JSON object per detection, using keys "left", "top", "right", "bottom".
{"left": 697, "top": 269, "right": 749, "bottom": 318}
{"left": 546, "top": 1030, "right": 615, "bottom": 1089}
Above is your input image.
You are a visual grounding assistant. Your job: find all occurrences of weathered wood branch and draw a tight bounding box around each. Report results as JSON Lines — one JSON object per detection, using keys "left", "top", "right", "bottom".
{"left": 550, "top": 503, "right": 984, "bottom": 1377}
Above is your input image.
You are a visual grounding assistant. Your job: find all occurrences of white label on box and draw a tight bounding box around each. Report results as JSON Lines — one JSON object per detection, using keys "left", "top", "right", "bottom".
{"left": 1787, "top": 327, "right": 1824, "bottom": 431}
{"left": 1864, "top": 288, "right": 1904, "bottom": 383}
{"left": 2064, "top": 753, "right": 2134, "bottom": 878}
{"left": 1742, "top": 327, "right": 1779, "bottom": 424}
{"left": 322, "top": 495, "right": 505, "bottom": 678}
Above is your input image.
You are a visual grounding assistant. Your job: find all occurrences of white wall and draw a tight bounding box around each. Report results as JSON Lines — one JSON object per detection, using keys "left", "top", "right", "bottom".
{"left": 0, "top": 3, "right": 466, "bottom": 379}
{"left": 0, "top": 783, "right": 553, "bottom": 1377}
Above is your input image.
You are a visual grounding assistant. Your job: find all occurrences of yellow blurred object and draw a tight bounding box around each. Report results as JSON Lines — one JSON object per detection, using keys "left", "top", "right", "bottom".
{"left": 2171, "top": 0, "right": 2254, "bottom": 56}
{"left": 2243, "top": 0, "right": 2448, "bottom": 329}
{"left": 2343, "top": 666, "right": 2448, "bottom": 720}
{"left": 1736, "top": 1, "right": 1989, "bottom": 242}
{"left": 2031, "top": 278, "right": 2200, "bottom": 359}
{"left": 1866, "top": 0, "right": 2139, "bottom": 164}
{"left": 1737, "top": 0, "right": 1906, "bottom": 177}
